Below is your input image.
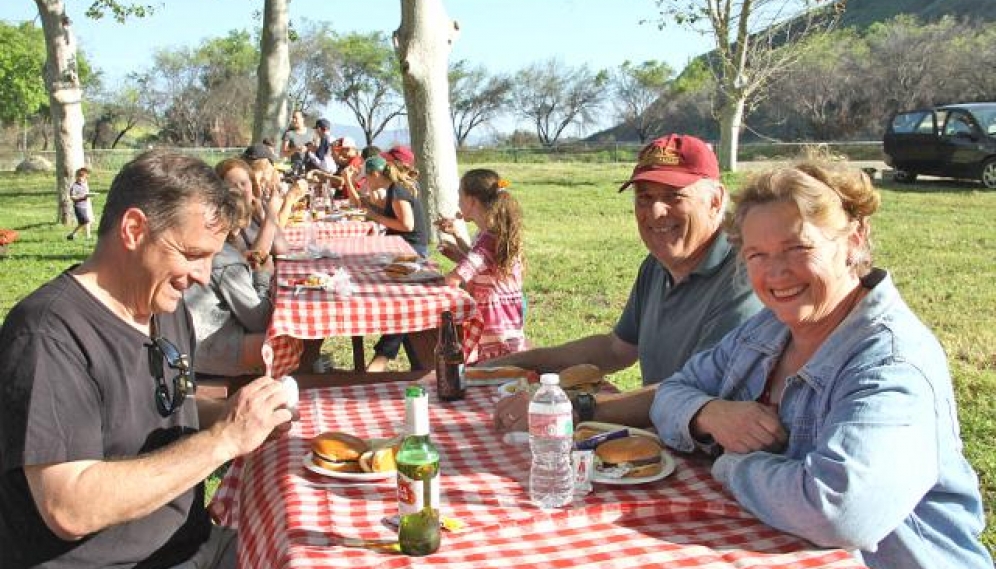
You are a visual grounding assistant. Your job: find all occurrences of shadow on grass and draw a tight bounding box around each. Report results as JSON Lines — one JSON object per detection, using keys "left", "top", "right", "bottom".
{"left": 878, "top": 178, "right": 990, "bottom": 194}
{"left": 12, "top": 253, "right": 87, "bottom": 263}
{"left": 14, "top": 222, "right": 58, "bottom": 231}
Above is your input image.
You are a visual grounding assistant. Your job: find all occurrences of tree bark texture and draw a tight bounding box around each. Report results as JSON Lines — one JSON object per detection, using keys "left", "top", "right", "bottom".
{"left": 253, "top": 0, "right": 290, "bottom": 144}
{"left": 35, "top": 0, "right": 85, "bottom": 224}
{"left": 718, "top": 95, "right": 745, "bottom": 173}
{"left": 395, "top": 0, "right": 462, "bottom": 234}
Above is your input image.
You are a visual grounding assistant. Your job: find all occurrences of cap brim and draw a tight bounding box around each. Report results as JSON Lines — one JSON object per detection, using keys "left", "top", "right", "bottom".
{"left": 617, "top": 169, "right": 708, "bottom": 192}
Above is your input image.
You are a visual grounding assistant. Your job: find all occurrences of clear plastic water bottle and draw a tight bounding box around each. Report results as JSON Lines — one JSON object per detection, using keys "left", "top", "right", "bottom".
{"left": 301, "top": 209, "right": 316, "bottom": 254}
{"left": 528, "top": 373, "right": 574, "bottom": 509}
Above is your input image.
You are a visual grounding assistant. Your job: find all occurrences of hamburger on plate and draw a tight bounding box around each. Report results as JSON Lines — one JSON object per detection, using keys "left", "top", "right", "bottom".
{"left": 384, "top": 261, "right": 420, "bottom": 278}
{"left": 593, "top": 435, "right": 664, "bottom": 479}
{"left": 311, "top": 431, "right": 400, "bottom": 474}
{"left": 557, "top": 363, "right": 605, "bottom": 395}
{"left": 310, "top": 432, "right": 369, "bottom": 473}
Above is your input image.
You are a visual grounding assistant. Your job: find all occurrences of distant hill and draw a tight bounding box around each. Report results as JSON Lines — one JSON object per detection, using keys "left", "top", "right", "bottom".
{"left": 838, "top": 0, "right": 996, "bottom": 30}
{"left": 589, "top": 0, "right": 996, "bottom": 143}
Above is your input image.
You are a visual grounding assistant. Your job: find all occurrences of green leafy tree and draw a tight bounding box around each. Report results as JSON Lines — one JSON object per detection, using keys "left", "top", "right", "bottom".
{"left": 448, "top": 60, "right": 512, "bottom": 148}
{"left": 512, "top": 59, "right": 609, "bottom": 147}
{"left": 0, "top": 22, "right": 49, "bottom": 126}
{"left": 651, "top": 0, "right": 845, "bottom": 170}
{"left": 611, "top": 60, "right": 674, "bottom": 143}
{"left": 310, "top": 31, "right": 405, "bottom": 145}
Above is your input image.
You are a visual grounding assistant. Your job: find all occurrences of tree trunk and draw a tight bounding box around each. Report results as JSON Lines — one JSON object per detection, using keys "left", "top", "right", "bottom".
{"left": 35, "top": 0, "right": 85, "bottom": 225}
{"left": 395, "top": 0, "right": 463, "bottom": 239}
{"left": 252, "top": 0, "right": 290, "bottom": 144}
{"left": 717, "top": 95, "right": 746, "bottom": 173}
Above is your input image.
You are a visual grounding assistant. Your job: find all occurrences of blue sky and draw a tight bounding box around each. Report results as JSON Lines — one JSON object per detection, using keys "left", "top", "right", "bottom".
{"left": 2, "top": 0, "right": 710, "bottom": 136}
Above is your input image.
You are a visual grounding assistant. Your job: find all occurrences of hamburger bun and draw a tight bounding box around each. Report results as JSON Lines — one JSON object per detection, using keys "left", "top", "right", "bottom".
{"left": 465, "top": 365, "right": 536, "bottom": 382}
{"left": 594, "top": 436, "right": 663, "bottom": 478}
{"left": 392, "top": 254, "right": 420, "bottom": 263}
{"left": 559, "top": 363, "right": 604, "bottom": 394}
{"left": 311, "top": 431, "right": 369, "bottom": 473}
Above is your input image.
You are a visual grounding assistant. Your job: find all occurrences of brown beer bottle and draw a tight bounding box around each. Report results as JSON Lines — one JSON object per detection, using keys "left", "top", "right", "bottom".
{"left": 435, "top": 311, "right": 465, "bottom": 401}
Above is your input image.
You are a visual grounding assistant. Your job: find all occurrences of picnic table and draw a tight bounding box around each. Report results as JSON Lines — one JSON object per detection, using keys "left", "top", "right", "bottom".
{"left": 209, "top": 378, "right": 869, "bottom": 569}
{"left": 266, "top": 235, "right": 481, "bottom": 377}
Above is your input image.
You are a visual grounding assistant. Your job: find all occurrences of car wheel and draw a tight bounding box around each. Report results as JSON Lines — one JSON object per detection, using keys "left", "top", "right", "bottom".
{"left": 980, "top": 159, "right": 996, "bottom": 189}
{"left": 893, "top": 169, "right": 917, "bottom": 183}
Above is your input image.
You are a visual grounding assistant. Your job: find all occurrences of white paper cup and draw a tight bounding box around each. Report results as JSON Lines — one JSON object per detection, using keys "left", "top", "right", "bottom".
{"left": 279, "top": 376, "right": 299, "bottom": 411}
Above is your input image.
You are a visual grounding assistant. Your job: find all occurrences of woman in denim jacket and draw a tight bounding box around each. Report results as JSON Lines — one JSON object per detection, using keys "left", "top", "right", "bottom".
{"left": 651, "top": 161, "right": 991, "bottom": 569}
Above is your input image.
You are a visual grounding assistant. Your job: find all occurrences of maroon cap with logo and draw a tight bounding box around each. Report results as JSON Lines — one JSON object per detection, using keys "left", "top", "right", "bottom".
{"left": 619, "top": 134, "right": 719, "bottom": 192}
{"left": 381, "top": 145, "right": 415, "bottom": 167}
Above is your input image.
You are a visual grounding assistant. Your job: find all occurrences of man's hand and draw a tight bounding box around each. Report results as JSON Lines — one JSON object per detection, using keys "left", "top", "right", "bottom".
{"left": 692, "top": 399, "right": 787, "bottom": 454}
{"left": 210, "top": 377, "right": 293, "bottom": 461}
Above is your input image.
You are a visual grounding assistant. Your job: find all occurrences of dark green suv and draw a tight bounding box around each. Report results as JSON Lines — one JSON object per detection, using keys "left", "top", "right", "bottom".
{"left": 883, "top": 103, "right": 996, "bottom": 188}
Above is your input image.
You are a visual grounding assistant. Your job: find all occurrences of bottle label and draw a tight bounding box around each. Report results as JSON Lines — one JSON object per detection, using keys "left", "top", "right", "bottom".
{"left": 529, "top": 412, "right": 573, "bottom": 437}
{"left": 397, "top": 470, "right": 440, "bottom": 515}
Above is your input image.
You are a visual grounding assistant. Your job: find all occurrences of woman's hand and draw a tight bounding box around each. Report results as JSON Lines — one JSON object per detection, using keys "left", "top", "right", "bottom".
{"left": 692, "top": 399, "right": 787, "bottom": 454}
{"left": 435, "top": 217, "right": 457, "bottom": 236}
{"left": 437, "top": 240, "right": 464, "bottom": 262}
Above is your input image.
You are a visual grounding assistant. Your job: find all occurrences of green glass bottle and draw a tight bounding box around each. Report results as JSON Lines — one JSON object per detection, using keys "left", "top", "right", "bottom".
{"left": 396, "top": 385, "right": 441, "bottom": 556}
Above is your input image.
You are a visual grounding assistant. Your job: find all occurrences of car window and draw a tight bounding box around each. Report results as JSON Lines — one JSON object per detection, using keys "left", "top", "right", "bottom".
{"left": 891, "top": 111, "right": 929, "bottom": 133}
{"left": 971, "top": 108, "right": 996, "bottom": 135}
{"left": 915, "top": 113, "right": 937, "bottom": 134}
{"left": 944, "top": 111, "right": 975, "bottom": 137}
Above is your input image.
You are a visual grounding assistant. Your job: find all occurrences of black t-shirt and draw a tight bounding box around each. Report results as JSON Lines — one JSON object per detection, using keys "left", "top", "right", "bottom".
{"left": 383, "top": 183, "right": 428, "bottom": 256}
{"left": 0, "top": 272, "right": 209, "bottom": 569}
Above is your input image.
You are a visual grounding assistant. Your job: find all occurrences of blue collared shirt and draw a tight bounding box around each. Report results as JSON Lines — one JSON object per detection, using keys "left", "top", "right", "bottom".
{"left": 651, "top": 269, "right": 992, "bottom": 569}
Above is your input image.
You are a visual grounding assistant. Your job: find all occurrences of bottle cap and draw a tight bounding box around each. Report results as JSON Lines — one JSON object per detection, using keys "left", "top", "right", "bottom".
{"left": 540, "top": 373, "right": 560, "bottom": 386}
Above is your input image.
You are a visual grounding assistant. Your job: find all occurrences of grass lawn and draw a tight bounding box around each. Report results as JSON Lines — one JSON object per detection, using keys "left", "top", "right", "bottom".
{"left": 1, "top": 162, "right": 993, "bottom": 554}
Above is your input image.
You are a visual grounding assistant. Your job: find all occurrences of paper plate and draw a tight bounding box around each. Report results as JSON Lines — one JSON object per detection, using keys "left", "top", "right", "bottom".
{"left": 275, "top": 251, "right": 321, "bottom": 261}
{"left": 388, "top": 269, "right": 443, "bottom": 283}
{"left": 278, "top": 281, "right": 325, "bottom": 291}
{"left": 302, "top": 452, "right": 396, "bottom": 481}
{"left": 591, "top": 450, "right": 677, "bottom": 486}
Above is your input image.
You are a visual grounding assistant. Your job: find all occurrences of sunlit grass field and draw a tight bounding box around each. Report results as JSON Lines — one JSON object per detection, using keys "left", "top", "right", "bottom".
{"left": 1, "top": 162, "right": 993, "bottom": 553}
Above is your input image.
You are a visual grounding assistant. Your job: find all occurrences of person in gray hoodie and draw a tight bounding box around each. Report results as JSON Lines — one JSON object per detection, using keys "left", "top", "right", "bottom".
{"left": 185, "top": 187, "right": 274, "bottom": 376}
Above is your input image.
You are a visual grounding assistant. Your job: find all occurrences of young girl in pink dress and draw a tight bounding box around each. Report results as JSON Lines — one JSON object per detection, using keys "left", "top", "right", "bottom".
{"left": 438, "top": 169, "right": 526, "bottom": 362}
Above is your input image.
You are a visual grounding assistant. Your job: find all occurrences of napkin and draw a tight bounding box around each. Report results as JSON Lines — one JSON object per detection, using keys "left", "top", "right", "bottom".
{"left": 328, "top": 267, "right": 356, "bottom": 297}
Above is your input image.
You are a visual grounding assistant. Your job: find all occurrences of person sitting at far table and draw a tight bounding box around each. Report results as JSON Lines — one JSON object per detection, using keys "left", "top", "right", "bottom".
{"left": 0, "top": 150, "right": 294, "bottom": 568}
{"left": 437, "top": 169, "right": 527, "bottom": 362}
{"left": 185, "top": 187, "right": 275, "bottom": 377}
{"left": 362, "top": 155, "right": 430, "bottom": 372}
{"left": 651, "top": 160, "right": 993, "bottom": 569}
{"left": 486, "top": 134, "right": 761, "bottom": 427}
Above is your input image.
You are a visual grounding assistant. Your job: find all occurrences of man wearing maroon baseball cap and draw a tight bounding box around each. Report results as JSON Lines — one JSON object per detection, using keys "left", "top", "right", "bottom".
{"left": 486, "top": 133, "right": 760, "bottom": 428}
{"left": 618, "top": 133, "right": 719, "bottom": 191}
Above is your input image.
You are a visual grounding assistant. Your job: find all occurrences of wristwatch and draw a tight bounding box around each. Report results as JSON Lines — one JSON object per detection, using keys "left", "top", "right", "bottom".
{"left": 572, "top": 392, "right": 597, "bottom": 423}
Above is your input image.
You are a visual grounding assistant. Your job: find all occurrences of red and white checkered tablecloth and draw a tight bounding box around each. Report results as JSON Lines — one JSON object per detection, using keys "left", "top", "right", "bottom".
{"left": 209, "top": 382, "right": 867, "bottom": 569}
{"left": 284, "top": 219, "right": 381, "bottom": 245}
{"left": 266, "top": 236, "right": 482, "bottom": 377}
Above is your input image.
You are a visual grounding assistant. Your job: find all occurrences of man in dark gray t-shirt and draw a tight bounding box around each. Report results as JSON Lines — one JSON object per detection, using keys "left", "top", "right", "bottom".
{"left": 0, "top": 151, "right": 294, "bottom": 568}
{"left": 281, "top": 109, "right": 316, "bottom": 167}
{"left": 487, "top": 134, "right": 760, "bottom": 427}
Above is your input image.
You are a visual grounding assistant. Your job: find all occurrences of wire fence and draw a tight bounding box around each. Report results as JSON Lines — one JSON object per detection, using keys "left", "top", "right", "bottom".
{"left": 0, "top": 141, "right": 885, "bottom": 172}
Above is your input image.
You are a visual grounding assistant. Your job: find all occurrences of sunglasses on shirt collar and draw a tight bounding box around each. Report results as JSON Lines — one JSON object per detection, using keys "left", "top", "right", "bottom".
{"left": 146, "top": 318, "right": 196, "bottom": 417}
